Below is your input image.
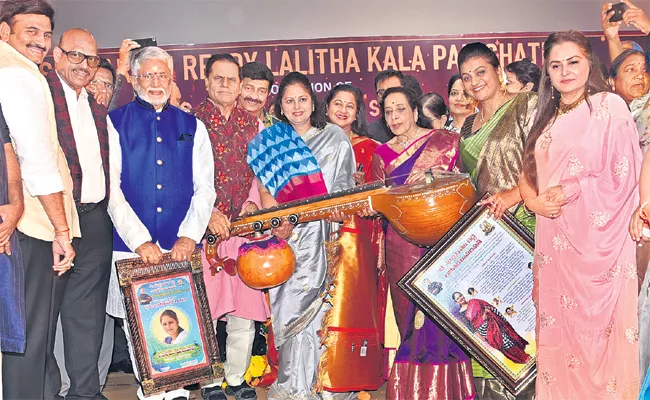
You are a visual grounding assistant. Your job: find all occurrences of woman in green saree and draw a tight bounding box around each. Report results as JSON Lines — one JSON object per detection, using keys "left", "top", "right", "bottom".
{"left": 458, "top": 42, "right": 537, "bottom": 399}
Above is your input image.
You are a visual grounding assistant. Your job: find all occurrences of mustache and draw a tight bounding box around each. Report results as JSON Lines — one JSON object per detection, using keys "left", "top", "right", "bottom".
{"left": 73, "top": 67, "right": 89, "bottom": 75}
{"left": 27, "top": 43, "right": 47, "bottom": 52}
{"left": 243, "top": 97, "right": 263, "bottom": 105}
{"left": 146, "top": 87, "right": 169, "bottom": 96}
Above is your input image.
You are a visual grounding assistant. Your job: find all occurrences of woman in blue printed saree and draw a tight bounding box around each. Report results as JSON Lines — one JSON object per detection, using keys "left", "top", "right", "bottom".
{"left": 247, "top": 72, "right": 355, "bottom": 399}
{"left": 371, "top": 87, "right": 475, "bottom": 400}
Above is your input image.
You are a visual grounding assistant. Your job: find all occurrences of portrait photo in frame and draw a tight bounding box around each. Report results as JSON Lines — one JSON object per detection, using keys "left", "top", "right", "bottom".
{"left": 116, "top": 250, "right": 223, "bottom": 396}
{"left": 399, "top": 200, "right": 536, "bottom": 395}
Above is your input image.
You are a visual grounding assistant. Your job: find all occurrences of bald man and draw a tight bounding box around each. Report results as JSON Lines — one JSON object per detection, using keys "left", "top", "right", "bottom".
{"left": 46, "top": 28, "right": 112, "bottom": 400}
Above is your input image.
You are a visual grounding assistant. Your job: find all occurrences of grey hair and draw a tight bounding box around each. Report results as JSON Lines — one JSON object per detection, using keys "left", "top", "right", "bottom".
{"left": 130, "top": 46, "right": 174, "bottom": 77}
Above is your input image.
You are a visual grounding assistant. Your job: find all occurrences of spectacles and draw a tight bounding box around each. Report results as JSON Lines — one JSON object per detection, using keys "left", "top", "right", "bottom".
{"left": 89, "top": 79, "right": 115, "bottom": 91}
{"left": 377, "top": 89, "right": 386, "bottom": 98}
{"left": 58, "top": 47, "right": 100, "bottom": 68}
{"left": 133, "top": 72, "right": 171, "bottom": 82}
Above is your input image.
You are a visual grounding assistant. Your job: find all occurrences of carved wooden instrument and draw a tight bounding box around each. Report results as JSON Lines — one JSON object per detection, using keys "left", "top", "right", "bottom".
{"left": 207, "top": 173, "right": 476, "bottom": 289}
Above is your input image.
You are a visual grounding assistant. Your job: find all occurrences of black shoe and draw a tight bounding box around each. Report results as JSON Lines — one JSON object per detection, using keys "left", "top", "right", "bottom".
{"left": 107, "top": 359, "right": 134, "bottom": 374}
{"left": 225, "top": 382, "right": 257, "bottom": 400}
{"left": 202, "top": 386, "right": 227, "bottom": 400}
{"left": 169, "top": 397, "right": 188, "bottom": 400}
{"left": 183, "top": 382, "right": 201, "bottom": 391}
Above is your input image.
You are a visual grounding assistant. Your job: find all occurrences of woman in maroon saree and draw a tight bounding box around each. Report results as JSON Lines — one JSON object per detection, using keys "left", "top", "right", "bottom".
{"left": 372, "top": 88, "right": 474, "bottom": 399}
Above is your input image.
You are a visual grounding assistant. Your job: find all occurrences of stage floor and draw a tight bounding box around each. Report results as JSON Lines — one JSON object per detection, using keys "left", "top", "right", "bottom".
{"left": 103, "top": 372, "right": 387, "bottom": 399}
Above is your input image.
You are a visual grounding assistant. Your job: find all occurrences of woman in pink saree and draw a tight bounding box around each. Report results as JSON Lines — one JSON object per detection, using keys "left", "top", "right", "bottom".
{"left": 521, "top": 31, "right": 641, "bottom": 399}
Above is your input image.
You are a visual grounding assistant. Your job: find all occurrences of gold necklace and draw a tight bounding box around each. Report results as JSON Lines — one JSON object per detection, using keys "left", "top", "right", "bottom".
{"left": 557, "top": 95, "right": 585, "bottom": 116}
{"left": 479, "top": 90, "right": 507, "bottom": 125}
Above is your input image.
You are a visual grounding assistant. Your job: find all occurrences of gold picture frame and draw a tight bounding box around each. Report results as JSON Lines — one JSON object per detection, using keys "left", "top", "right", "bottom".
{"left": 116, "top": 250, "right": 223, "bottom": 396}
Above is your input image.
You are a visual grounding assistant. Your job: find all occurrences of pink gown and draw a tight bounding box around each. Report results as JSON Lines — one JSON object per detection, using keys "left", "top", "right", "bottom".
{"left": 534, "top": 93, "right": 641, "bottom": 399}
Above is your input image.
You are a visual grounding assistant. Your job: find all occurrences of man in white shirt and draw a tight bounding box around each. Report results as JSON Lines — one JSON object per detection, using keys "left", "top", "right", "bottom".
{"left": 0, "top": 1, "right": 78, "bottom": 398}
{"left": 46, "top": 28, "right": 112, "bottom": 400}
{"left": 106, "top": 46, "right": 215, "bottom": 400}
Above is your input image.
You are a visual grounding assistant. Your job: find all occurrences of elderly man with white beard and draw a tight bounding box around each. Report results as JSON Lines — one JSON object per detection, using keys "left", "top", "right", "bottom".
{"left": 105, "top": 46, "right": 215, "bottom": 400}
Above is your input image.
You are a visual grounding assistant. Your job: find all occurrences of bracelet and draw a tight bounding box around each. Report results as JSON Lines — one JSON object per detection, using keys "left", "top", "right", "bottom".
{"left": 55, "top": 228, "right": 70, "bottom": 234}
{"left": 55, "top": 237, "right": 72, "bottom": 245}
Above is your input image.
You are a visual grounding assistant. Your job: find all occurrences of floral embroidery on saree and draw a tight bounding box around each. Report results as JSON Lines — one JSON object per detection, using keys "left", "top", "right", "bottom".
{"left": 589, "top": 211, "right": 612, "bottom": 228}
{"left": 625, "top": 327, "right": 639, "bottom": 344}
{"left": 539, "top": 129, "right": 553, "bottom": 151}
{"left": 624, "top": 263, "right": 637, "bottom": 280}
{"left": 560, "top": 294, "right": 577, "bottom": 310}
{"left": 566, "top": 155, "right": 583, "bottom": 177}
{"left": 601, "top": 321, "right": 614, "bottom": 339}
{"left": 607, "top": 378, "right": 617, "bottom": 395}
{"left": 552, "top": 234, "right": 570, "bottom": 251}
{"left": 566, "top": 353, "right": 582, "bottom": 369}
{"left": 594, "top": 95, "right": 611, "bottom": 121}
{"left": 614, "top": 156, "right": 630, "bottom": 178}
{"left": 600, "top": 265, "right": 621, "bottom": 283}
{"left": 541, "top": 372, "right": 556, "bottom": 385}
{"left": 536, "top": 252, "right": 552, "bottom": 267}
{"left": 540, "top": 312, "right": 555, "bottom": 328}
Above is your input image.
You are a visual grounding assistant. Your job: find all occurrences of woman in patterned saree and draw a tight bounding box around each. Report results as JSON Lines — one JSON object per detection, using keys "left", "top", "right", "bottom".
{"left": 247, "top": 72, "right": 356, "bottom": 399}
{"left": 523, "top": 31, "right": 640, "bottom": 400}
{"left": 371, "top": 87, "right": 474, "bottom": 400}
{"left": 457, "top": 42, "right": 537, "bottom": 399}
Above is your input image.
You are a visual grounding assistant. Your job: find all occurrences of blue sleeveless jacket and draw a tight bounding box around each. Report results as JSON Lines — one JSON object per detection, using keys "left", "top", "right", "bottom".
{"left": 109, "top": 98, "right": 196, "bottom": 252}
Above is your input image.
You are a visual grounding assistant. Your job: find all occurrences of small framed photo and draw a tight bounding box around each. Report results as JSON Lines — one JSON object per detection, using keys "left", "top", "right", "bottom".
{"left": 399, "top": 200, "right": 536, "bottom": 395}
{"left": 116, "top": 251, "right": 223, "bottom": 396}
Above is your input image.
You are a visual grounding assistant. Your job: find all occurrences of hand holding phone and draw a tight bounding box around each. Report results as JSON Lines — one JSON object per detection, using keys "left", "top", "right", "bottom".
{"left": 132, "top": 38, "right": 157, "bottom": 50}
{"left": 609, "top": 2, "right": 628, "bottom": 22}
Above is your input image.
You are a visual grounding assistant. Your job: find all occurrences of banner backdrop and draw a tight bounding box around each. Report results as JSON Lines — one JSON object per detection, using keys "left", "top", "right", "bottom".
{"left": 41, "top": 31, "right": 646, "bottom": 119}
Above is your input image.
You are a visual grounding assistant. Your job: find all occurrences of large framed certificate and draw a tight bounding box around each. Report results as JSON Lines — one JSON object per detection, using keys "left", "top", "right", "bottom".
{"left": 116, "top": 251, "right": 223, "bottom": 396}
{"left": 399, "top": 200, "right": 536, "bottom": 395}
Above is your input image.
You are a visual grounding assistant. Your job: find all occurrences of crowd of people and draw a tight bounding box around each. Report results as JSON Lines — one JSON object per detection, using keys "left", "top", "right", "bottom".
{"left": 3, "top": 0, "right": 650, "bottom": 399}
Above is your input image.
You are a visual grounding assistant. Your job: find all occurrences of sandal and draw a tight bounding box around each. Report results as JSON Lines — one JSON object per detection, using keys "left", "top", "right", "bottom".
{"left": 225, "top": 382, "right": 257, "bottom": 400}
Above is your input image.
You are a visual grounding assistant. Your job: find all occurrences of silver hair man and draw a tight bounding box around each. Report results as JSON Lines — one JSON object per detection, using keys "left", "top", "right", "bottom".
{"left": 130, "top": 46, "right": 174, "bottom": 107}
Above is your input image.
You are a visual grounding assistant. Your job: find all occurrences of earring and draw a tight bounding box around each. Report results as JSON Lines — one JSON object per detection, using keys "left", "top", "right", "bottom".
{"left": 551, "top": 90, "right": 555, "bottom": 100}
{"left": 281, "top": 109, "right": 284, "bottom": 116}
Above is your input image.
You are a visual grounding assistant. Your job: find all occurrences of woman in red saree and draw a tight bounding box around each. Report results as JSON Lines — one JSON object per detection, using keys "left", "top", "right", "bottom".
{"left": 372, "top": 87, "right": 474, "bottom": 400}
{"left": 452, "top": 292, "right": 531, "bottom": 365}
{"left": 321, "top": 85, "right": 384, "bottom": 391}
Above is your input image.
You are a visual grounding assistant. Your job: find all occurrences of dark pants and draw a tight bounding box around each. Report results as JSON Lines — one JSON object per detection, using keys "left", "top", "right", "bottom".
{"left": 111, "top": 317, "right": 129, "bottom": 364}
{"left": 3, "top": 232, "right": 69, "bottom": 400}
{"left": 60, "top": 203, "right": 113, "bottom": 400}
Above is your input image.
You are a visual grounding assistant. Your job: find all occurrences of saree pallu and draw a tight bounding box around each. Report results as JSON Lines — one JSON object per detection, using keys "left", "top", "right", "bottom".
{"left": 373, "top": 129, "right": 475, "bottom": 399}
{"left": 314, "top": 135, "right": 384, "bottom": 392}
{"left": 459, "top": 93, "right": 537, "bottom": 399}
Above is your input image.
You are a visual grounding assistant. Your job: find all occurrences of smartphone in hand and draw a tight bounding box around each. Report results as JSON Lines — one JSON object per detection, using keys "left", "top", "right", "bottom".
{"left": 132, "top": 38, "right": 158, "bottom": 49}
{"left": 609, "top": 2, "right": 628, "bottom": 22}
